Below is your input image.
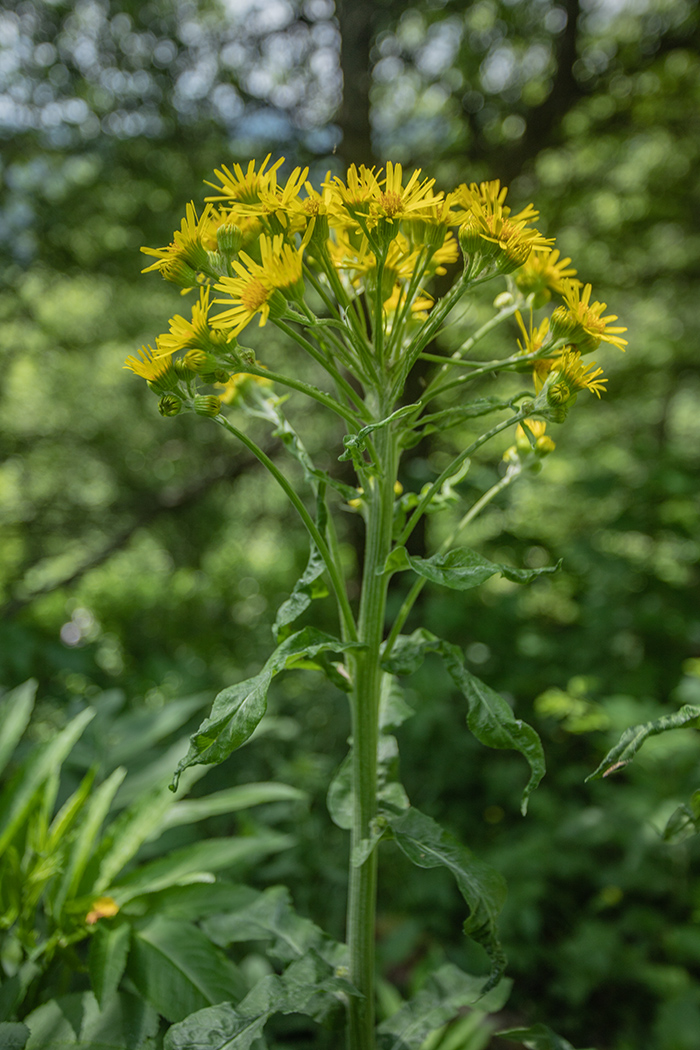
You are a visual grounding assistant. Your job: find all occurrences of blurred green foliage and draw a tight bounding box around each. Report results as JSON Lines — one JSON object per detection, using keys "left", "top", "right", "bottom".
{"left": 2, "top": 0, "right": 700, "bottom": 1047}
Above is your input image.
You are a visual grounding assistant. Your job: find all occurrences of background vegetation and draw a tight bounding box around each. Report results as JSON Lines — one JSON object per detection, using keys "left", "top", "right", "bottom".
{"left": 1, "top": 1, "right": 700, "bottom": 1047}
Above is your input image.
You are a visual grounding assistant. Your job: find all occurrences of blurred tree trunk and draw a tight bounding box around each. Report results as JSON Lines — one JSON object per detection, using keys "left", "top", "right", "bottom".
{"left": 335, "top": 0, "right": 376, "bottom": 165}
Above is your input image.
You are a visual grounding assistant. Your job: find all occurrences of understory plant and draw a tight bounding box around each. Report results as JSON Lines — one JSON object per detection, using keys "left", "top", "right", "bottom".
{"left": 126, "top": 159, "right": 628, "bottom": 1050}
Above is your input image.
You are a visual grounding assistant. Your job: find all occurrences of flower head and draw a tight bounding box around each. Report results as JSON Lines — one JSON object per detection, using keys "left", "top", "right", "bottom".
{"left": 211, "top": 234, "right": 305, "bottom": 335}
{"left": 546, "top": 349, "right": 608, "bottom": 401}
{"left": 154, "top": 288, "right": 222, "bottom": 357}
{"left": 516, "top": 249, "right": 579, "bottom": 306}
{"left": 141, "top": 203, "right": 215, "bottom": 284}
{"left": 124, "top": 345, "right": 176, "bottom": 388}
{"left": 550, "top": 281, "right": 628, "bottom": 353}
{"left": 205, "top": 155, "right": 285, "bottom": 205}
{"left": 457, "top": 180, "right": 553, "bottom": 272}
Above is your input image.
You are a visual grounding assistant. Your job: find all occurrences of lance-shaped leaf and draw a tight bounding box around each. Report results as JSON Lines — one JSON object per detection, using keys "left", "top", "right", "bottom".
{"left": 172, "top": 628, "right": 364, "bottom": 787}
{"left": 164, "top": 951, "right": 359, "bottom": 1050}
{"left": 22, "top": 991, "right": 158, "bottom": 1049}
{"left": 385, "top": 807, "right": 508, "bottom": 988}
{"left": 202, "top": 885, "right": 347, "bottom": 970}
{"left": 383, "top": 631, "right": 545, "bottom": 814}
{"left": 586, "top": 704, "right": 700, "bottom": 781}
{"left": 88, "top": 922, "right": 131, "bottom": 1009}
{"left": 0, "top": 680, "right": 36, "bottom": 778}
{"left": 377, "top": 963, "right": 510, "bottom": 1050}
{"left": 498, "top": 1022, "right": 596, "bottom": 1050}
{"left": 383, "top": 546, "right": 560, "bottom": 589}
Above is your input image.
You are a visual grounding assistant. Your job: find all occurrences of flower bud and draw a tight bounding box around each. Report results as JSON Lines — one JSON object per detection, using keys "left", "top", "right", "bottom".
{"left": 158, "top": 394, "right": 182, "bottom": 416}
{"left": 160, "top": 257, "right": 198, "bottom": 288}
{"left": 267, "top": 289, "right": 289, "bottom": 321}
{"left": 184, "top": 349, "right": 218, "bottom": 374}
{"left": 173, "top": 359, "right": 196, "bottom": 380}
{"left": 217, "top": 223, "right": 244, "bottom": 254}
{"left": 193, "top": 394, "right": 221, "bottom": 417}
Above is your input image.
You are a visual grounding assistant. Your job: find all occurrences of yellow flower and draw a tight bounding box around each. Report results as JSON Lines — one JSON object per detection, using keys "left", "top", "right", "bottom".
{"left": 457, "top": 180, "right": 553, "bottom": 271}
{"left": 86, "top": 896, "right": 119, "bottom": 925}
{"left": 205, "top": 155, "right": 285, "bottom": 205}
{"left": 515, "top": 249, "right": 579, "bottom": 305}
{"left": 124, "top": 345, "right": 176, "bottom": 389}
{"left": 550, "top": 281, "right": 628, "bottom": 353}
{"left": 211, "top": 234, "right": 305, "bottom": 335}
{"left": 515, "top": 419, "right": 556, "bottom": 455}
{"left": 515, "top": 312, "right": 551, "bottom": 356}
{"left": 141, "top": 203, "right": 215, "bottom": 284}
{"left": 154, "top": 287, "right": 221, "bottom": 357}
{"left": 326, "top": 163, "right": 442, "bottom": 235}
{"left": 547, "top": 349, "right": 608, "bottom": 401}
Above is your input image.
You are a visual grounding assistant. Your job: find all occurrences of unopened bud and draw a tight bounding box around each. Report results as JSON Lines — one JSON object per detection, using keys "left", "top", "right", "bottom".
{"left": 217, "top": 223, "right": 244, "bottom": 254}
{"left": 184, "top": 349, "right": 217, "bottom": 374}
{"left": 193, "top": 395, "right": 221, "bottom": 417}
{"left": 158, "top": 394, "right": 182, "bottom": 416}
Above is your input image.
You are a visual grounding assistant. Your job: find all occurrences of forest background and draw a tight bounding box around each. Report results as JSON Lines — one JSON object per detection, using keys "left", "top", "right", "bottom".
{"left": 1, "top": 1, "right": 700, "bottom": 1048}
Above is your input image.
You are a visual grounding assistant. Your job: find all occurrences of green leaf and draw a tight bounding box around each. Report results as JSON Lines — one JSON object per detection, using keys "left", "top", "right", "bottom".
{"left": 497, "top": 1023, "right": 596, "bottom": 1050}
{"left": 47, "top": 768, "right": 97, "bottom": 853}
{"left": 89, "top": 921, "right": 131, "bottom": 1008}
{"left": 134, "top": 882, "right": 259, "bottom": 923}
{"left": 92, "top": 784, "right": 177, "bottom": 895}
{"left": 383, "top": 546, "right": 559, "bottom": 589}
{"left": 327, "top": 750, "right": 353, "bottom": 831}
{"left": 162, "top": 782, "right": 306, "bottom": 830}
{"left": 110, "top": 834, "right": 293, "bottom": 904}
{"left": 377, "top": 963, "right": 510, "bottom": 1050}
{"left": 0, "top": 962, "right": 40, "bottom": 1022}
{"left": 0, "top": 1023, "right": 30, "bottom": 1050}
{"left": 163, "top": 952, "right": 358, "bottom": 1050}
{"left": 0, "top": 680, "right": 36, "bottom": 778}
{"left": 23, "top": 991, "right": 158, "bottom": 1049}
{"left": 339, "top": 403, "right": 420, "bottom": 464}
{"left": 128, "top": 917, "right": 247, "bottom": 1023}
{"left": 0, "top": 708, "right": 95, "bottom": 856}
{"left": 386, "top": 808, "right": 508, "bottom": 988}
{"left": 202, "top": 885, "right": 347, "bottom": 970}
{"left": 52, "top": 767, "right": 127, "bottom": 915}
{"left": 383, "top": 632, "right": 545, "bottom": 814}
{"left": 172, "top": 628, "right": 364, "bottom": 787}
{"left": 586, "top": 704, "right": 700, "bottom": 780}
{"left": 663, "top": 789, "right": 700, "bottom": 843}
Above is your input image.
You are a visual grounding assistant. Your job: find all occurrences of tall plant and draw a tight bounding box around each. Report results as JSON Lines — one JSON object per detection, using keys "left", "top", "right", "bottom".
{"left": 131, "top": 159, "right": 626, "bottom": 1050}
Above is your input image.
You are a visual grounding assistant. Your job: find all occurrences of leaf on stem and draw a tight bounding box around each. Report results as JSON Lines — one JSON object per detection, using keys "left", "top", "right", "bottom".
{"left": 163, "top": 952, "right": 359, "bottom": 1050}
{"left": 376, "top": 962, "right": 510, "bottom": 1050}
{"left": 382, "top": 631, "right": 545, "bottom": 813}
{"left": 88, "top": 921, "right": 131, "bottom": 1008}
{"left": 385, "top": 808, "right": 508, "bottom": 988}
{"left": 202, "top": 884, "right": 347, "bottom": 969}
{"left": 586, "top": 704, "right": 700, "bottom": 781}
{"left": 498, "top": 1022, "right": 596, "bottom": 1050}
{"left": 339, "top": 404, "right": 421, "bottom": 466}
{"left": 172, "top": 628, "right": 365, "bottom": 787}
{"left": 382, "top": 546, "right": 560, "bottom": 589}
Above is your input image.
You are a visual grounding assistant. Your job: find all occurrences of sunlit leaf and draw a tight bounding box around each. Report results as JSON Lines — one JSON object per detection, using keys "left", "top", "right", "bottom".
{"left": 383, "top": 546, "right": 559, "bottom": 589}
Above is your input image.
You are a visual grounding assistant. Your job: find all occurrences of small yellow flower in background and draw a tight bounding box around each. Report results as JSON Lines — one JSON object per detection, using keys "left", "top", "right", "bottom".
{"left": 140, "top": 202, "right": 215, "bottom": 284}
{"left": 216, "top": 372, "right": 272, "bottom": 404}
{"left": 516, "top": 249, "right": 579, "bottom": 305}
{"left": 551, "top": 281, "right": 628, "bottom": 353}
{"left": 515, "top": 311, "right": 551, "bottom": 356}
{"left": 515, "top": 419, "right": 556, "bottom": 455}
{"left": 86, "top": 896, "right": 119, "bottom": 925}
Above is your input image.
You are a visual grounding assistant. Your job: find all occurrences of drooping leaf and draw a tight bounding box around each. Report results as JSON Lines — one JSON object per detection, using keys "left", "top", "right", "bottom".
{"left": 128, "top": 917, "right": 247, "bottom": 1023}
{"left": 383, "top": 546, "right": 559, "bottom": 589}
{"left": 23, "top": 991, "right": 158, "bottom": 1050}
{"left": 497, "top": 1022, "right": 596, "bottom": 1050}
{"left": 385, "top": 807, "right": 508, "bottom": 988}
{"left": 0, "top": 680, "right": 36, "bottom": 778}
{"left": 586, "top": 704, "right": 700, "bottom": 781}
{"left": 0, "top": 1023, "right": 30, "bottom": 1050}
{"left": 202, "top": 885, "right": 347, "bottom": 969}
{"left": 109, "top": 833, "right": 293, "bottom": 904}
{"left": 377, "top": 963, "right": 510, "bottom": 1050}
{"left": 164, "top": 951, "right": 358, "bottom": 1050}
{"left": 88, "top": 921, "right": 131, "bottom": 1008}
{"left": 0, "top": 708, "right": 95, "bottom": 856}
{"left": 172, "top": 628, "right": 364, "bottom": 787}
{"left": 383, "top": 632, "right": 545, "bottom": 813}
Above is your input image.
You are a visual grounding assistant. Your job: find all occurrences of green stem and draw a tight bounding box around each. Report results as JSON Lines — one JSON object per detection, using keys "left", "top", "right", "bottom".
{"left": 383, "top": 463, "right": 522, "bottom": 660}
{"left": 396, "top": 409, "right": 527, "bottom": 549}
{"left": 241, "top": 364, "right": 364, "bottom": 428}
{"left": 347, "top": 421, "right": 398, "bottom": 1050}
{"left": 214, "top": 414, "right": 358, "bottom": 643}
{"left": 274, "top": 319, "right": 372, "bottom": 420}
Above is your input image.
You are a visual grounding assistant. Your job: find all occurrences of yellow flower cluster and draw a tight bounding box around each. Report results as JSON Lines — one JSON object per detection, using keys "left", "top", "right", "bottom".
{"left": 132, "top": 156, "right": 626, "bottom": 419}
